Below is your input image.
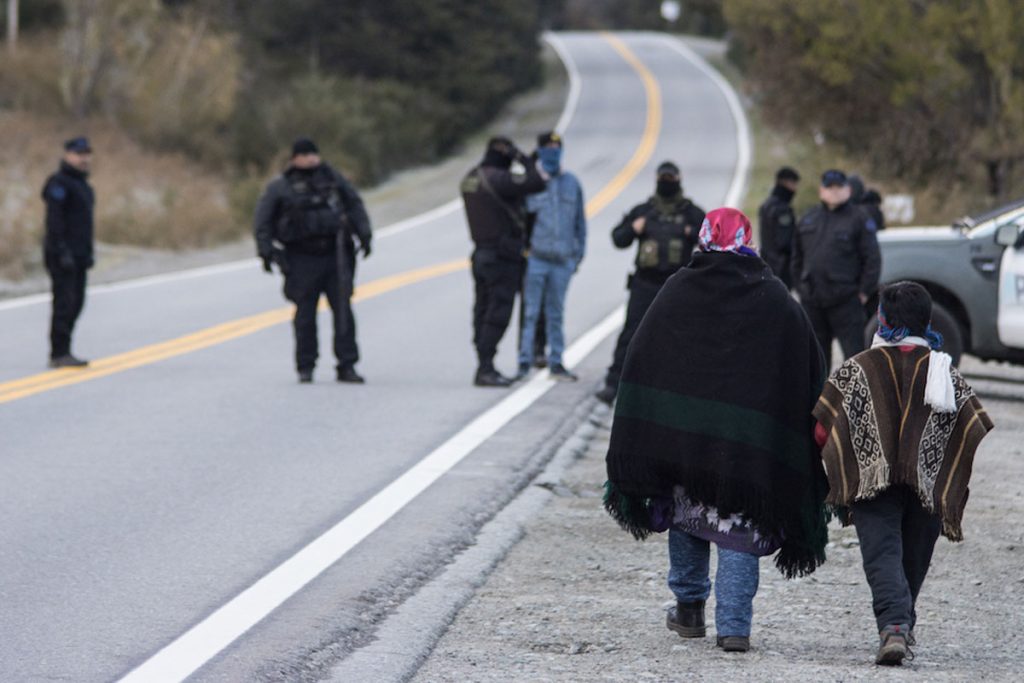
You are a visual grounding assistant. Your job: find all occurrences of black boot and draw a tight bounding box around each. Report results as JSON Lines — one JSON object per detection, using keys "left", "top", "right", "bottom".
{"left": 474, "top": 368, "right": 512, "bottom": 387}
{"left": 666, "top": 600, "right": 705, "bottom": 638}
{"left": 337, "top": 366, "right": 365, "bottom": 384}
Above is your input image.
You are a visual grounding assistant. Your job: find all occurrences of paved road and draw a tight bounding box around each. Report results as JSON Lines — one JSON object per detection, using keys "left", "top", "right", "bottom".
{"left": 0, "top": 32, "right": 746, "bottom": 681}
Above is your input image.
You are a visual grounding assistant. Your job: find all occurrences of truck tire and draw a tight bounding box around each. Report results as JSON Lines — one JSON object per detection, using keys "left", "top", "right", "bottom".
{"left": 863, "top": 301, "right": 964, "bottom": 366}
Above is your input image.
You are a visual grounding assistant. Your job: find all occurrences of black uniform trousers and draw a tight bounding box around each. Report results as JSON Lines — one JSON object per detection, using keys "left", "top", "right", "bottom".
{"left": 283, "top": 249, "right": 358, "bottom": 373}
{"left": 852, "top": 485, "right": 942, "bottom": 632}
{"left": 802, "top": 296, "right": 865, "bottom": 370}
{"left": 47, "top": 259, "right": 87, "bottom": 358}
{"left": 472, "top": 248, "right": 523, "bottom": 370}
{"left": 603, "top": 274, "right": 664, "bottom": 391}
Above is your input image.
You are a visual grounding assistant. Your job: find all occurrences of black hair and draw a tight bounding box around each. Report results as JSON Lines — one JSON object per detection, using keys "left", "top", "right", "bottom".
{"left": 879, "top": 281, "right": 932, "bottom": 338}
{"left": 775, "top": 166, "right": 800, "bottom": 182}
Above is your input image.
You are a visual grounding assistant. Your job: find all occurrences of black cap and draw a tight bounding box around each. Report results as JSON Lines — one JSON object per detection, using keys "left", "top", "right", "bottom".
{"left": 821, "top": 169, "right": 848, "bottom": 187}
{"left": 291, "top": 137, "right": 319, "bottom": 157}
{"left": 776, "top": 166, "right": 800, "bottom": 182}
{"left": 64, "top": 136, "right": 92, "bottom": 153}
{"left": 537, "top": 131, "right": 562, "bottom": 147}
{"left": 656, "top": 161, "right": 680, "bottom": 177}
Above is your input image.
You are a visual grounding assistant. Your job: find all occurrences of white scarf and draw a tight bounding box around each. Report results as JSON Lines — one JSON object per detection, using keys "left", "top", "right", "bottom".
{"left": 870, "top": 334, "right": 957, "bottom": 413}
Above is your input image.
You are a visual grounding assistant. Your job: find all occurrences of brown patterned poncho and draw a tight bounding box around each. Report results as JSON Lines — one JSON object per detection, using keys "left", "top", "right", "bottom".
{"left": 813, "top": 346, "right": 994, "bottom": 541}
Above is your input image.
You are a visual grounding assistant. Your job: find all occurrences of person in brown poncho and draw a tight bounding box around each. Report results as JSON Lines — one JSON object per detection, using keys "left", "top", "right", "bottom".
{"left": 813, "top": 281, "right": 994, "bottom": 666}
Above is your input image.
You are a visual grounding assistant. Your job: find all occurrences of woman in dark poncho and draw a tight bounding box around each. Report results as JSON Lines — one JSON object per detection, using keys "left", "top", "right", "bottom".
{"left": 604, "top": 207, "right": 829, "bottom": 653}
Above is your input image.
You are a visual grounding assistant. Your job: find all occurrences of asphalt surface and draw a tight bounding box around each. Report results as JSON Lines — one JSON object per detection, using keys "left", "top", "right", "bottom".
{"left": 0, "top": 32, "right": 745, "bottom": 681}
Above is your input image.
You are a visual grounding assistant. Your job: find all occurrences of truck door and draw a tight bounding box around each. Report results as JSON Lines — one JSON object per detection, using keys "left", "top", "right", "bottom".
{"left": 998, "top": 232, "right": 1024, "bottom": 348}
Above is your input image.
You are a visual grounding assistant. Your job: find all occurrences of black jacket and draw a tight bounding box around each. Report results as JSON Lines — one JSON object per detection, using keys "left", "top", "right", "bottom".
{"left": 611, "top": 195, "right": 705, "bottom": 284}
{"left": 791, "top": 201, "right": 881, "bottom": 307}
{"left": 461, "top": 161, "right": 546, "bottom": 257}
{"left": 42, "top": 162, "right": 95, "bottom": 268}
{"left": 758, "top": 185, "right": 796, "bottom": 287}
{"left": 253, "top": 163, "right": 371, "bottom": 257}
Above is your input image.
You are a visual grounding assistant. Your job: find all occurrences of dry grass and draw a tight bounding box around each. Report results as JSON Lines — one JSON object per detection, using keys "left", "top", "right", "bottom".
{"left": 0, "top": 111, "right": 244, "bottom": 279}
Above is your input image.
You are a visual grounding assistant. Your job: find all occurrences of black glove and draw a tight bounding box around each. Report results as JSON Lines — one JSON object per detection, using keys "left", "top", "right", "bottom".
{"left": 58, "top": 248, "right": 76, "bottom": 271}
{"left": 260, "top": 251, "right": 274, "bottom": 273}
{"left": 360, "top": 239, "right": 372, "bottom": 259}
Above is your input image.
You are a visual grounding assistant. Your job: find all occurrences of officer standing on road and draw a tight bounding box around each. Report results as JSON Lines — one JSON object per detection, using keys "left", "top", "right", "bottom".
{"left": 791, "top": 169, "right": 881, "bottom": 369}
{"left": 461, "top": 136, "right": 546, "bottom": 387}
{"left": 254, "top": 138, "right": 372, "bottom": 384}
{"left": 758, "top": 166, "right": 800, "bottom": 288}
{"left": 595, "top": 161, "right": 705, "bottom": 405}
{"left": 42, "top": 136, "right": 95, "bottom": 368}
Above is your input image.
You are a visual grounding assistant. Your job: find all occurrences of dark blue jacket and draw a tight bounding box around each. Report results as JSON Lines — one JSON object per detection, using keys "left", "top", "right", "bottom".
{"left": 42, "top": 162, "right": 95, "bottom": 268}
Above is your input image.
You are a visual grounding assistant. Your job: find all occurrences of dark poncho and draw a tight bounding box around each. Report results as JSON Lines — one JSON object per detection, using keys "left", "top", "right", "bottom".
{"left": 604, "top": 251, "right": 830, "bottom": 578}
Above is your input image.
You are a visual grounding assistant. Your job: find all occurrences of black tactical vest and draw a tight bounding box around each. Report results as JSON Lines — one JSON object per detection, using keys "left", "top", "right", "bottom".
{"left": 275, "top": 168, "right": 345, "bottom": 244}
{"left": 635, "top": 200, "right": 695, "bottom": 273}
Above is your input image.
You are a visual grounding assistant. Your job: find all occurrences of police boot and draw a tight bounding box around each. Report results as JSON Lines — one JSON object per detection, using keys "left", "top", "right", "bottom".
{"left": 49, "top": 354, "right": 89, "bottom": 368}
{"left": 337, "top": 366, "right": 365, "bottom": 384}
{"left": 298, "top": 370, "right": 313, "bottom": 384}
{"left": 475, "top": 367, "right": 512, "bottom": 388}
{"left": 595, "top": 384, "right": 617, "bottom": 405}
{"left": 666, "top": 600, "right": 706, "bottom": 638}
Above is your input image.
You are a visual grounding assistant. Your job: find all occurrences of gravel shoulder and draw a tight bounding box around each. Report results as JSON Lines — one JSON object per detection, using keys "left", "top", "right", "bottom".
{"left": 0, "top": 42, "right": 568, "bottom": 300}
{"left": 411, "top": 358, "right": 1024, "bottom": 682}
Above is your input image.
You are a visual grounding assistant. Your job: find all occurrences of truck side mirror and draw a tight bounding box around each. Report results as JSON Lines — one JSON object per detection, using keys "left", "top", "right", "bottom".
{"left": 995, "top": 223, "right": 1020, "bottom": 247}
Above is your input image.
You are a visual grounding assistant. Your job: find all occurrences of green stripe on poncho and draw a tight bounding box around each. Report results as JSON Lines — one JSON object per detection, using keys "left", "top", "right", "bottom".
{"left": 604, "top": 251, "right": 830, "bottom": 578}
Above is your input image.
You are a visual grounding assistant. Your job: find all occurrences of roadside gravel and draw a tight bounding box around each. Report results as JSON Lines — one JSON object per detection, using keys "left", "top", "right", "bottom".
{"left": 411, "top": 360, "right": 1024, "bottom": 682}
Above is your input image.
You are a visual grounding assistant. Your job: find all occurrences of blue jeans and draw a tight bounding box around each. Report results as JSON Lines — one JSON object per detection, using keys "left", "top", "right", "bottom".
{"left": 518, "top": 256, "right": 574, "bottom": 366}
{"left": 668, "top": 528, "right": 760, "bottom": 637}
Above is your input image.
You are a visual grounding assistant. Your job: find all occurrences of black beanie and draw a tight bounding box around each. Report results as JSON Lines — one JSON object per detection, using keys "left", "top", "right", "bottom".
{"left": 292, "top": 138, "right": 319, "bottom": 157}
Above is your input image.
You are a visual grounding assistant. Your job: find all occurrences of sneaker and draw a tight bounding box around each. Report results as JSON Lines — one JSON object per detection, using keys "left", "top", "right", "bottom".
{"left": 474, "top": 369, "right": 512, "bottom": 388}
{"left": 716, "top": 636, "right": 750, "bottom": 652}
{"left": 298, "top": 370, "right": 313, "bottom": 383}
{"left": 666, "top": 600, "right": 705, "bottom": 638}
{"left": 514, "top": 363, "right": 531, "bottom": 381}
{"left": 549, "top": 363, "right": 577, "bottom": 381}
{"left": 876, "top": 625, "right": 911, "bottom": 666}
{"left": 337, "top": 366, "right": 366, "bottom": 384}
{"left": 49, "top": 354, "right": 89, "bottom": 368}
{"left": 594, "top": 385, "right": 617, "bottom": 404}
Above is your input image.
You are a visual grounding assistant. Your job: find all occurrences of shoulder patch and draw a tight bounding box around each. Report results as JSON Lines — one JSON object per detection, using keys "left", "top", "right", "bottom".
{"left": 47, "top": 182, "right": 67, "bottom": 202}
{"left": 865, "top": 218, "right": 878, "bottom": 233}
{"left": 460, "top": 175, "right": 481, "bottom": 194}
{"left": 777, "top": 212, "right": 793, "bottom": 226}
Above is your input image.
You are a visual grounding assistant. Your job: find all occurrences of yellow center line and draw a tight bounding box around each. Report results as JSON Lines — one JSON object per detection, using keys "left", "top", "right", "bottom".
{"left": 0, "top": 33, "right": 661, "bottom": 406}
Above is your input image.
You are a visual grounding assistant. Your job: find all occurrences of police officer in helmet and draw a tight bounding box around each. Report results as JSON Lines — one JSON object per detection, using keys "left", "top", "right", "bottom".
{"left": 254, "top": 138, "right": 372, "bottom": 384}
{"left": 595, "top": 161, "right": 706, "bottom": 404}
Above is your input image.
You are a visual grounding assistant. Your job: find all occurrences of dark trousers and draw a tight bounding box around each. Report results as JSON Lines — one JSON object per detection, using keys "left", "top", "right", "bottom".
{"left": 283, "top": 250, "right": 358, "bottom": 373}
{"left": 802, "top": 296, "right": 865, "bottom": 369}
{"left": 603, "top": 275, "right": 663, "bottom": 391}
{"left": 47, "top": 262, "right": 87, "bottom": 358}
{"left": 472, "top": 249, "right": 523, "bottom": 370}
{"left": 852, "top": 485, "right": 942, "bottom": 632}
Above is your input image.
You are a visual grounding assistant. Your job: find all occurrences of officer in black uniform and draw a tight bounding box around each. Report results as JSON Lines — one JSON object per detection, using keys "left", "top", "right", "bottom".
{"left": 758, "top": 166, "right": 800, "bottom": 288}
{"left": 254, "top": 138, "right": 372, "bottom": 384}
{"left": 461, "top": 136, "right": 546, "bottom": 387}
{"left": 791, "top": 169, "right": 881, "bottom": 369}
{"left": 42, "top": 136, "right": 95, "bottom": 368}
{"left": 595, "top": 161, "right": 706, "bottom": 404}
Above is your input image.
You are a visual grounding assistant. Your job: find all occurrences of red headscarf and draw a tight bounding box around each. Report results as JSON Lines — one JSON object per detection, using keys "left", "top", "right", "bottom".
{"left": 698, "top": 207, "right": 757, "bottom": 256}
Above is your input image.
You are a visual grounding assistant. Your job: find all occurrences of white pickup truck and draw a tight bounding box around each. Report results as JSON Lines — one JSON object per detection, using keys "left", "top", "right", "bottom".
{"left": 873, "top": 198, "right": 1024, "bottom": 365}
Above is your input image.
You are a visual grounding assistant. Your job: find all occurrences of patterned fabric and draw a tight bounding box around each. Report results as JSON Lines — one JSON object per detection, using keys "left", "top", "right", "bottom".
{"left": 813, "top": 347, "right": 994, "bottom": 540}
{"left": 698, "top": 207, "right": 756, "bottom": 256}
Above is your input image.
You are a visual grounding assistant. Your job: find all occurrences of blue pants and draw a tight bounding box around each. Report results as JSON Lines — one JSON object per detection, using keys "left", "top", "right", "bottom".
{"left": 518, "top": 256, "right": 574, "bottom": 367}
{"left": 668, "top": 529, "right": 760, "bottom": 637}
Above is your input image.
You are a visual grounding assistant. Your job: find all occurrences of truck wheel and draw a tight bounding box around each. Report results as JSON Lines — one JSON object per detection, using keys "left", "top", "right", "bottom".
{"left": 862, "top": 301, "right": 964, "bottom": 366}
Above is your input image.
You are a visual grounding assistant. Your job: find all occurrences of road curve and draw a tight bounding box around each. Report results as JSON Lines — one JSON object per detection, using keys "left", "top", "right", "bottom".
{"left": 0, "top": 32, "right": 747, "bottom": 681}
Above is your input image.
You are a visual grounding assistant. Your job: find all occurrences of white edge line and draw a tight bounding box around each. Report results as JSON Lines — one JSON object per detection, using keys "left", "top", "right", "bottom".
{"left": 1, "top": 34, "right": 584, "bottom": 314}
{"left": 660, "top": 35, "right": 751, "bottom": 208}
{"left": 543, "top": 32, "right": 582, "bottom": 136}
{"left": 116, "top": 305, "right": 625, "bottom": 683}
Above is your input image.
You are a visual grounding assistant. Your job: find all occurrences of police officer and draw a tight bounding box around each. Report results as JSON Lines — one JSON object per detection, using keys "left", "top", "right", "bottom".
{"left": 791, "top": 169, "right": 881, "bottom": 369}
{"left": 758, "top": 166, "right": 800, "bottom": 288}
{"left": 461, "top": 136, "right": 546, "bottom": 387}
{"left": 42, "top": 136, "right": 95, "bottom": 368}
{"left": 254, "top": 138, "right": 372, "bottom": 384}
{"left": 595, "top": 161, "right": 705, "bottom": 404}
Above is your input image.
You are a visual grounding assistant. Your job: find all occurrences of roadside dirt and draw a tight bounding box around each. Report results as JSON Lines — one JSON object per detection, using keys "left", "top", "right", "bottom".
{"left": 411, "top": 357, "right": 1024, "bottom": 682}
